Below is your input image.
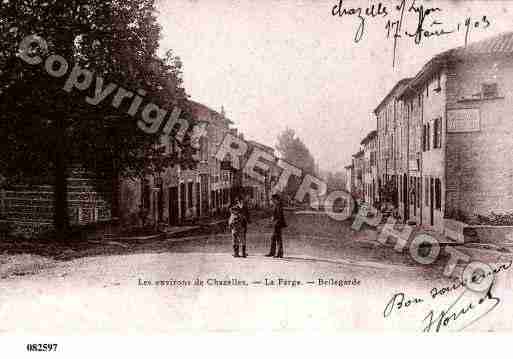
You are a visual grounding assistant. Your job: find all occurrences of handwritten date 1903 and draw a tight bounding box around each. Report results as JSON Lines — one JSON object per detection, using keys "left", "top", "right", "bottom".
{"left": 385, "top": 0, "right": 491, "bottom": 67}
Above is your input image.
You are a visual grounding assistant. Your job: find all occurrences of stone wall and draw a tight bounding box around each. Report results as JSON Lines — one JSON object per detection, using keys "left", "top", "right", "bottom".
{"left": 445, "top": 56, "right": 513, "bottom": 218}
{"left": 0, "top": 168, "right": 113, "bottom": 238}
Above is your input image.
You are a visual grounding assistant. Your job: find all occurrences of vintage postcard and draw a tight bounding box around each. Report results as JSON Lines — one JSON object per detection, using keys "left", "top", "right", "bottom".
{"left": 1, "top": 0, "right": 513, "bottom": 348}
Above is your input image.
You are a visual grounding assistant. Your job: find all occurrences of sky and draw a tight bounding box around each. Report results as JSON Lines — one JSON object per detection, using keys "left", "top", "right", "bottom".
{"left": 156, "top": 0, "right": 513, "bottom": 173}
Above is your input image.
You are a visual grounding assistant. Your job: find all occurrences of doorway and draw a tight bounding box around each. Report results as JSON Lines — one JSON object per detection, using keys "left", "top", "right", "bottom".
{"left": 180, "top": 183, "right": 186, "bottom": 221}
{"left": 168, "top": 186, "right": 178, "bottom": 225}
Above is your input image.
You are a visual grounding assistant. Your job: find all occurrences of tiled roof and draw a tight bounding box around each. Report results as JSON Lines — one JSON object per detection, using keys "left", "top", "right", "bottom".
{"left": 451, "top": 31, "right": 513, "bottom": 56}
{"left": 373, "top": 78, "right": 413, "bottom": 114}
{"left": 398, "top": 32, "right": 513, "bottom": 98}
{"left": 189, "top": 100, "right": 233, "bottom": 125}
{"left": 360, "top": 130, "right": 378, "bottom": 145}
{"left": 352, "top": 149, "right": 364, "bottom": 158}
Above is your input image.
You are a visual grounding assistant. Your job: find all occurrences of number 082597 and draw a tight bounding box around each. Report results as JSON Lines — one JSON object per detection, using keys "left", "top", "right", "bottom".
{"left": 26, "top": 344, "right": 58, "bottom": 352}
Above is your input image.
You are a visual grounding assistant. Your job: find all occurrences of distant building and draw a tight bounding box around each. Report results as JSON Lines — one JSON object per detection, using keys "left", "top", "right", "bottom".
{"left": 360, "top": 130, "right": 378, "bottom": 207}
{"left": 242, "top": 140, "right": 276, "bottom": 208}
{"left": 117, "top": 100, "right": 236, "bottom": 227}
{"left": 344, "top": 164, "right": 354, "bottom": 193}
{"left": 374, "top": 78, "right": 412, "bottom": 210}
{"left": 352, "top": 149, "right": 364, "bottom": 202}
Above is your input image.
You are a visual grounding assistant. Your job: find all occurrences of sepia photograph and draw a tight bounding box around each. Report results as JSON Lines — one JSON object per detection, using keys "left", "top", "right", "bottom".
{"left": 1, "top": 0, "right": 513, "bottom": 354}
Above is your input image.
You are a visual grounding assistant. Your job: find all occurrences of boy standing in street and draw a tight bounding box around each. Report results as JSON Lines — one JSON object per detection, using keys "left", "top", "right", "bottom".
{"left": 265, "top": 194, "right": 286, "bottom": 258}
{"left": 229, "top": 204, "right": 245, "bottom": 257}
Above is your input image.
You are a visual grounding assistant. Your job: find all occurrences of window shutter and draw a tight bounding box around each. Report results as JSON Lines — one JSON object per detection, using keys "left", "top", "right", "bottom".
{"left": 422, "top": 125, "right": 426, "bottom": 151}
{"left": 438, "top": 118, "right": 442, "bottom": 148}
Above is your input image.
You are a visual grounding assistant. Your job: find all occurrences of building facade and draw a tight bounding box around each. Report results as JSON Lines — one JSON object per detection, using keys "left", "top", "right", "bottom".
{"left": 374, "top": 78, "right": 411, "bottom": 211}
{"left": 352, "top": 150, "right": 364, "bottom": 203}
{"left": 241, "top": 140, "right": 276, "bottom": 209}
{"left": 360, "top": 130, "right": 378, "bottom": 207}
{"left": 119, "top": 101, "right": 237, "bottom": 228}
{"left": 1, "top": 99, "right": 275, "bottom": 237}
{"left": 369, "top": 31, "right": 513, "bottom": 233}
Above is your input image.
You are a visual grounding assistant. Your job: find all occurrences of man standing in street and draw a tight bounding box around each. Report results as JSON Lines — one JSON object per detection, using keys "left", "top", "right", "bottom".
{"left": 238, "top": 195, "right": 250, "bottom": 258}
{"left": 265, "top": 193, "right": 286, "bottom": 258}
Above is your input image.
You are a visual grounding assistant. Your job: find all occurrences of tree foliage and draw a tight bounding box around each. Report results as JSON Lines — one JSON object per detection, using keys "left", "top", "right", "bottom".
{"left": 275, "top": 128, "right": 317, "bottom": 201}
{"left": 0, "top": 0, "right": 196, "bottom": 235}
{"left": 276, "top": 128, "right": 316, "bottom": 175}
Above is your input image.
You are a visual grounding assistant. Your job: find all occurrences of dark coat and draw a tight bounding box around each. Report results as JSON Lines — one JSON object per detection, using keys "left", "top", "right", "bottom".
{"left": 240, "top": 202, "right": 250, "bottom": 227}
{"left": 272, "top": 202, "right": 286, "bottom": 228}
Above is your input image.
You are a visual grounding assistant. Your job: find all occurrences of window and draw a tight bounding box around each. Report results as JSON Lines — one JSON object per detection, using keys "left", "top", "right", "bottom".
{"left": 143, "top": 182, "right": 151, "bottom": 210}
{"left": 425, "top": 177, "right": 429, "bottom": 206}
{"left": 435, "top": 178, "right": 442, "bottom": 210}
{"left": 482, "top": 83, "right": 498, "bottom": 98}
{"left": 435, "top": 73, "right": 441, "bottom": 92}
{"left": 422, "top": 123, "right": 431, "bottom": 151}
{"left": 422, "top": 125, "right": 426, "bottom": 151}
{"left": 370, "top": 152, "right": 376, "bottom": 166}
{"left": 391, "top": 135, "right": 394, "bottom": 160}
{"left": 433, "top": 118, "right": 442, "bottom": 149}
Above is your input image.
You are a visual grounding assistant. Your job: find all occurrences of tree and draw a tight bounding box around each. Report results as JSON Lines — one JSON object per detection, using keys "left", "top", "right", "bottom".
{"left": 0, "top": 0, "right": 196, "bottom": 239}
{"left": 275, "top": 128, "right": 317, "bottom": 201}
{"left": 276, "top": 128, "right": 316, "bottom": 175}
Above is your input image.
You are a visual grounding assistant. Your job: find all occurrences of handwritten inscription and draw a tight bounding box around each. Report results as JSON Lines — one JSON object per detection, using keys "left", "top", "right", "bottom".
{"left": 422, "top": 282, "right": 500, "bottom": 333}
{"left": 383, "top": 292, "right": 424, "bottom": 318}
{"left": 331, "top": 0, "right": 491, "bottom": 67}
{"left": 331, "top": 0, "right": 389, "bottom": 42}
{"left": 383, "top": 261, "right": 511, "bottom": 331}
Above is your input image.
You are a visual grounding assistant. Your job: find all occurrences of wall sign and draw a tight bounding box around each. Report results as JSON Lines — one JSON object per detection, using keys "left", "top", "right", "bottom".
{"left": 447, "top": 109, "right": 480, "bottom": 133}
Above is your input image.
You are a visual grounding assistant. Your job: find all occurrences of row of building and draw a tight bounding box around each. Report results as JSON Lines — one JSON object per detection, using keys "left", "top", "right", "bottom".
{"left": 0, "top": 100, "right": 278, "bottom": 238}
{"left": 346, "top": 31, "right": 513, "bottom": 233}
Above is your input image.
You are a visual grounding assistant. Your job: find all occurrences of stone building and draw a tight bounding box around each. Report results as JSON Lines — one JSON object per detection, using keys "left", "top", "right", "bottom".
{"left": 392, "top": 31, "right": 513, "bottom": 232}
{"left": 374, "top": 78, "right": 412, "bottom": 210}
{"left": 119, "top": 100, "right": 235, "bottom": 227}
{"left": 242, "top": 140, "right": 276, "bottom": 209}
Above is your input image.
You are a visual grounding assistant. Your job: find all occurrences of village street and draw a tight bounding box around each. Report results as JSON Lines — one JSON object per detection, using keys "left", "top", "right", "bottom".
{"left": 2, "top": 211, "right": 513, "bottom": 334}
